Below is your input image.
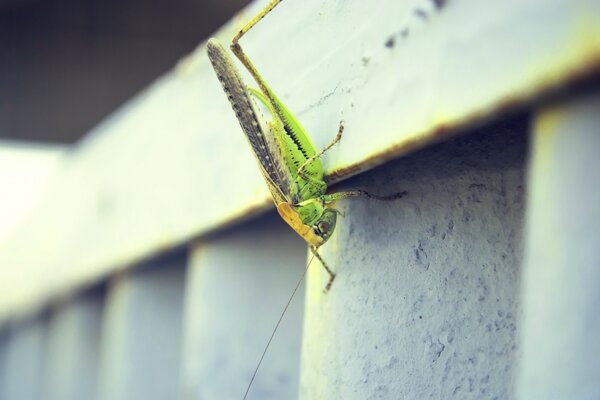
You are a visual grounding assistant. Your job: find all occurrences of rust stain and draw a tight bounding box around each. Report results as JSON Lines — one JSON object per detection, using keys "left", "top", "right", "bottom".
{"left": 326, "top": 51, "right": 600, "bottom": 186}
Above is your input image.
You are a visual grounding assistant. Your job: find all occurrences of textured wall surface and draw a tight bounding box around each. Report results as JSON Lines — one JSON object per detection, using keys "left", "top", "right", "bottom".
{"left": 183, "top": 215, "right": 307, "bottom": 400}
{"left": 301, "top": 115, "right": 528, "bottom": 399}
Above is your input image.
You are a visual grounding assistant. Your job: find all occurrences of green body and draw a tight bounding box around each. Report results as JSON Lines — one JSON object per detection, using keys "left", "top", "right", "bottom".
{"left": 247, "top": 87, "right": 335, "bottom": 231}
{"left": 208, "top": 38, "right": 339, "bottom": 246}
{"left": 206, "top": 0, "right": 403, "bottom": 293}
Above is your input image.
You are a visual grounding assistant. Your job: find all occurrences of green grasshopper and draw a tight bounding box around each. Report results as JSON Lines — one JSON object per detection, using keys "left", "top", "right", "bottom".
{"left": 207, "top": 0, "right": 404, "bottom": 292}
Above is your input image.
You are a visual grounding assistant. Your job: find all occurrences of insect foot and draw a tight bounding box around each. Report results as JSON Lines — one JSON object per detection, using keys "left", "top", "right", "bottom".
{"left": 324, "top": 272, "right": 336, "bottom": 294}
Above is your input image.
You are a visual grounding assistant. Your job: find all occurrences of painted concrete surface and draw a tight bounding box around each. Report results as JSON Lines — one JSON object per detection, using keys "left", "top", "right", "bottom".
{"left": 97, "top": 253, "right": 186, "bottom": 400}
{"left": 0, "top": 318, "right": 47, "bottom": 400}
{"left": 0, "top": 333, "right": 6, "bottom": 399}
{"left": 517, "top": 93, "right": 600, "bottom": 400}
{"left": 182, "top": 214, "right": 307, "bottom": 400}
{"left": 41, "top": 292, "right": 104, "bottom": 400}
{"left": 1, "top": 0, "right": 598, "bottom": 324}
{"left": 301, "top": 115, "right": 528, "bottom": 399}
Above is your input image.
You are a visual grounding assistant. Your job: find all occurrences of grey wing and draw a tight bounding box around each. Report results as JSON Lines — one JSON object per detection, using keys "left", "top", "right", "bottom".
{"left": 207, "top": 39, "right": 291, "bottom": 202}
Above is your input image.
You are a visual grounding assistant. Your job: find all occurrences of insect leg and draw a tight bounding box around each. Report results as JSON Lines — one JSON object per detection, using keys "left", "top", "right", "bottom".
{"left": 324, "top": 189, "right": 408, "bottom": 202}
{"left": 231, "top": 1, "right": 285, "bottom": 99}
{"left": 232, "top": 0, "right": 284, "bottom": 45}
{"left": 297, "top": 120, "right": 344, "bottom": 180}
{"left": 310, "top": 246, "right": 336, "bottom": 292}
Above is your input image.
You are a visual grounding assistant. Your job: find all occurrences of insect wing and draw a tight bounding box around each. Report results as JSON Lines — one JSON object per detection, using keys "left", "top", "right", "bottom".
{"left": 207, "top": 39, "right": 291, "bottom": 203}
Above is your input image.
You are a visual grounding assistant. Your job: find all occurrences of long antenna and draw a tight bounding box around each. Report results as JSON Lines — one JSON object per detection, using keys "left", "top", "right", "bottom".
{"left": 242, "top": 253, "right": 316, "bottom": 400}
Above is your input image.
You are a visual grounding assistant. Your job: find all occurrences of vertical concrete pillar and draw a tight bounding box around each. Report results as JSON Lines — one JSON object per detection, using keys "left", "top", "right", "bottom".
{"left": 0, "top": 318, "right": 47, "bottom": 400}
{"left": 182, "top": 214, "right": 306, "bottom": 400}
{"left": 97, "top": 253, "right": 186, "bottom": 400}
{"left": 517, "top": 93, "right": 600, "bottom": 400}
{"left": 42, "top": 292, "right": 103, "bottom": 400}
{"left": 0, "top": 330, "right": 6, "bottom": 400}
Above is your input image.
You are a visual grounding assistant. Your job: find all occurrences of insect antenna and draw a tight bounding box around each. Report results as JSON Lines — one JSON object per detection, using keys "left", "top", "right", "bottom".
{"left": 242, "top": 252, "right": 316, "bottom": 400}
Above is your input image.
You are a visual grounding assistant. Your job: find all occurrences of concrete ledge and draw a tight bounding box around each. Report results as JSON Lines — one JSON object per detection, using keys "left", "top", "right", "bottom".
{"left": 0, "top": 0, "right": 598, "bottom": 323}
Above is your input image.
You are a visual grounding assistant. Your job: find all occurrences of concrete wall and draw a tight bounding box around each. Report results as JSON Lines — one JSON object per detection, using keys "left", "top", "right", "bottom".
{"left": 517, "top": 93, "right": 600, "bottom": 400}
{"left": 182, "top": 215, "right": 306, "bottom": 400}
{"left": 42, "top": 292, "right": 104, "bottom": 400}
{"left": 300, "top": 115, "right": 527, "bottom": 399}
{"left": 0, "top": 318, "right": 46, "bottom": 400}
{"left": 97, "top": 254, "right": 186, "bottom": 400}
{"left": 1, "top": 103, "right": 599, "bottom": 398}
{"left": 0, "top": 1, "right": 598, "bottom": 399}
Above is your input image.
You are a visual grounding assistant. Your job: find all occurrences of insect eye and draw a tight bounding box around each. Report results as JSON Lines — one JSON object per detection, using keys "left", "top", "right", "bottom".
{"left": 317, "top": 221, "right": 330, "bottom": 234}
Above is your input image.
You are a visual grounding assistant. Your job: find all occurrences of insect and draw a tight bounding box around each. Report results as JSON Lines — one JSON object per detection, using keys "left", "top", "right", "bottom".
{"left": 207, "top": 0, "right": 404, "bottom": 292}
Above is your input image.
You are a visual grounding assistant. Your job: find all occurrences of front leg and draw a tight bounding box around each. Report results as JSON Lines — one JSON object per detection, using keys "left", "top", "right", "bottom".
{"left": 297, "top": 120, "right": 344, "bottom": 180}
{"left": 310, "top": 246, "right": 336, "bottom": 292}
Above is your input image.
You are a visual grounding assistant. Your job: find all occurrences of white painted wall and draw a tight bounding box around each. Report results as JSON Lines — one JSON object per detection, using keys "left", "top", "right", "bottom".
{"left": 0, "top": 141, "right": 64, "bottom": 240}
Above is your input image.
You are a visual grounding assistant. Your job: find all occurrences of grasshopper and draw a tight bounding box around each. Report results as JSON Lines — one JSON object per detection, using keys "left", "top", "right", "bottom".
{"left": 207, "top": 0, "right": 404, "bottom": 292}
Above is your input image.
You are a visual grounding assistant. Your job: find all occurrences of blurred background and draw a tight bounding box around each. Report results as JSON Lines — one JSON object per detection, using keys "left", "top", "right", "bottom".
{"left": 0, "top": 0, "right": 250, "bottom": 241}
{"left": 0, "top": 0, "right": 250, "bottom": 143}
